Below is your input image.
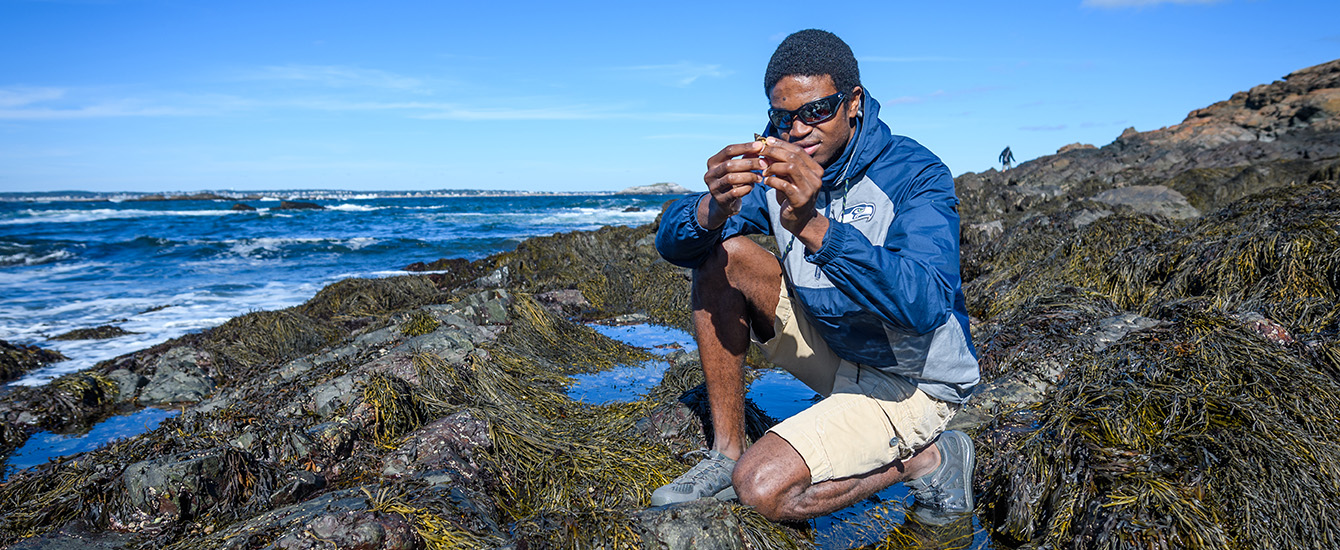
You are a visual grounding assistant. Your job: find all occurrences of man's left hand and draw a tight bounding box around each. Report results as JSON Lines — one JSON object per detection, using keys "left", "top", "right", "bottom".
{"left": 759, "top": 137, "right": 830, "bottom": 254}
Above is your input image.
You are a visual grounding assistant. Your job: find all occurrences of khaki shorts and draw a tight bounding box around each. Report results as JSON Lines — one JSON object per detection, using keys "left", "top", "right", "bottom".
{"left": 752, "top": 285, "right": 957, "bottom": 483}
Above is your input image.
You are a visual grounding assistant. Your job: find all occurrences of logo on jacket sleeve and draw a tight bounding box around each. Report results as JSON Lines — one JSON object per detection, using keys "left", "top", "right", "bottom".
{"left": 840, "top": 203, "right": 876, "bottom": 223}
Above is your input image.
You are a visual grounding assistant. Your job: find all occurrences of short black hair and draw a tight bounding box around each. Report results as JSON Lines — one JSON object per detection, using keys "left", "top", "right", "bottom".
{"left": 764, "top": 29, "right": 861, "bottom": 98}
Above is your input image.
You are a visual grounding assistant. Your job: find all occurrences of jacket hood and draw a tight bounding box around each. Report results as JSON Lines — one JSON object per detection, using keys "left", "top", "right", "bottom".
{"left": 763, "top": 90, "right": 892, "bottom": 190}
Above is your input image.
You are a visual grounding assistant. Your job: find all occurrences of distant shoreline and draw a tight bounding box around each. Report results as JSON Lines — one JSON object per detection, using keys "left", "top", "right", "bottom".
{"left": 0, "top": 189, "right": 632, "bottom": 203}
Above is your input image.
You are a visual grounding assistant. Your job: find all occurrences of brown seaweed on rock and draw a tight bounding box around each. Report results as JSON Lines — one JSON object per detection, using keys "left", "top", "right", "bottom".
{"left": 984, "top": 308, "right": 1340, "bottom": 549}
{"left": 969, "top": 178, "right": 1340, "bottom": 549}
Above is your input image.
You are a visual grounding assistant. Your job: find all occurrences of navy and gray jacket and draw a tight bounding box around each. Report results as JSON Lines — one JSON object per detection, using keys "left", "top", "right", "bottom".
{"left": 655, "top": 93, "right": 979, "bottom": 404}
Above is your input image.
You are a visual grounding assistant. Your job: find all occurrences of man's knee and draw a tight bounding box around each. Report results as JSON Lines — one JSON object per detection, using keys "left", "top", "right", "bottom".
{"left": 733, "top": 462, "right": 786, "bottom": 519}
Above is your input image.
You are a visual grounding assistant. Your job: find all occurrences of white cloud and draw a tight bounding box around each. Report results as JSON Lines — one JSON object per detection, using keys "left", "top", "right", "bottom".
{"left": 616, "top": 62, "right": 730, "bottom": 87}
{"left": 0, "top": 87, "right": 216, "bottom": 120}
{"left": 246, "top": 65, "right": 427, "bottom": 92}
{"left": 1082, "top": 0, "right": 1224, "bottom": 8}
{"left": 0, "top": 87, "right": 66, "bottom": 108}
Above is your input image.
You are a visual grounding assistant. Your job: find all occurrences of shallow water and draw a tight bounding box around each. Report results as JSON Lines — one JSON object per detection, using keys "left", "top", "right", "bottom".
{"left": 1, "top": 407, "right": 178, "bottom": 480}
{"left": 572, "top": 323, "right": 991, "bottom": 549}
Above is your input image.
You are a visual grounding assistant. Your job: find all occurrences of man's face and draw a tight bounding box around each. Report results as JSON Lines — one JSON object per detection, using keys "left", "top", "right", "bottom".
{"left": 768, "top": 74, "right": 861, "bottom": 169}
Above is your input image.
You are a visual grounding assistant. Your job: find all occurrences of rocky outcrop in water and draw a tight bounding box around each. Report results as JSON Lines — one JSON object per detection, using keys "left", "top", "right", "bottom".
{"left": 616, "top": 182, "right": 693, "bottom": 195}
{"left": 51, "top": 325, "right": 138, "bottom": 341}
{"left": 0, "top": 341, "right": 67, "bottom": 383}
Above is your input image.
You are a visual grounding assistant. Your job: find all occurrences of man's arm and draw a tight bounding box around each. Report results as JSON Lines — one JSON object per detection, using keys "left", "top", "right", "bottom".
{"left": 806, "top": 172, "right": 963, "bottom": 335}
{"left": 656, "top": 141, "right": 774, "bottom": 268}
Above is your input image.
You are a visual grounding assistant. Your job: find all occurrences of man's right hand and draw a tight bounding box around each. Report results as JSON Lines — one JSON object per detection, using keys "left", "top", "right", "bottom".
{"left": 699, "top": 140, "right": 767, "bottom": 230}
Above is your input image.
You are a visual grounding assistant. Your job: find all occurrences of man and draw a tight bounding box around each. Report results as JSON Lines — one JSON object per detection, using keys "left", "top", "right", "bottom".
{"left": 652, "top": 29, "right": 980, "bottom": 522}
{"left": 1000, "top": 146, "right": 1015, "bottom": 171}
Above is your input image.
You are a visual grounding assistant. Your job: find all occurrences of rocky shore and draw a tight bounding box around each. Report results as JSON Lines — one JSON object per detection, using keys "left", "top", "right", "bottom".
{"left": 1, "top": 58, "right": 1337, "bottom": 549}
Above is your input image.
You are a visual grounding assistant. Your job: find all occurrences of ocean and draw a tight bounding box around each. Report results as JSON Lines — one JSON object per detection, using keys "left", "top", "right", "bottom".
{"left": 0, "top": 192, "right": 668, "bottom": 385}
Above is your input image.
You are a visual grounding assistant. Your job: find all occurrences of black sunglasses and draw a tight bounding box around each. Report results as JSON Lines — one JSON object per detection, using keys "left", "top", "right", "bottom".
{"left": 768, "top": 92, "right": 846, "bottom": 130}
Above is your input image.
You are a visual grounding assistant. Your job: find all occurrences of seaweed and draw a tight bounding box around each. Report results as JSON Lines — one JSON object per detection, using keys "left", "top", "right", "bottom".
{"left": 984, "top": 310, "right": 1340, "bottom": 549}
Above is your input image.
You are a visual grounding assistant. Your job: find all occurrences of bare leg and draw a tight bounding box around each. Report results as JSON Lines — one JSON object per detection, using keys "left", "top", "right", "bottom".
{"left": 691, "top": 236, "right": 783, "bottom": 459}
{"left": 734, "top": 433, "right": 943, "bottom": 522}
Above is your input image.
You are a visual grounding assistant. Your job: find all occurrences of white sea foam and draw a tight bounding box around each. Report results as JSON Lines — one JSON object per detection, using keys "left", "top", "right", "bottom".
{"left": 222, "top": 237, "right": 380, "bottom": 257}
{"left": 4, "top": 279, "right": 324, "bottom": 386}
{"left": 0, "top": 249, "right": 74, "bottom": 266}
{"left": 0, "top": 208, "right": 242, "bottom": 226}
{"left": 327, "top": 204, "right": 384, "bottom": 212}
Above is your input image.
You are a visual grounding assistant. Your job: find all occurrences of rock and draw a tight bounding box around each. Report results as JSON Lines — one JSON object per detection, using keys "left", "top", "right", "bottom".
{"left": 118, "top": 448, "right": 265, "bottom": 525}
{"left": 138, "top": 347, "right": 216, "bottom": 405}
{"left": 1091, "top": 185, "right": 1201, "bottom": 220}
{"left": 268, "top": 470, "right": 326, "bottom": 507}
{"left": 1057, "top": 142, "right": 1096, "bottom": 154}
{"left": 230, "top": 203, "right": 256, "bottom": 211}
{"left": 633, "top": 499, "right": 747, "bottom": 549}
{"left": 623, "top": 206, "right": 644, "bottom": 212}
{"left": 0, "top": 340, "right": 67, "bottom": 381}
{"left": 403, "top": 257, "right": 469, "bottom": 272}
{"left": 6, "top": 521, "right": 135, "bottom": 549}
{"left": 472, "top": 266, "right": 510, "bottom": 289}
{"left": 106, "top": 369, "right": 148, "bottom": 403}
{"left": 309, "top": 373, "right": 357, "bottom": 418}
{"left": 275, "top": 200, "right": 324, "bottom": 210}
{"left": 615, "top": 182, "right": 693, "bottom": 195}
{"left": 270, "top": 509, "right": 419, "bottom": 550}
{"left": 51, "top": 325, "right": 138, "bottom": 341}
{"left": 535, "top": 289, "right": 591, "bottom": 317}
{"left": 381, "top": 411, "right": 491, "bottom": 481}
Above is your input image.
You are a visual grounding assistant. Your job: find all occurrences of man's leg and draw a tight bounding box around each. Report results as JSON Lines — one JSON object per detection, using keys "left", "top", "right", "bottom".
{"left": 733, "top": 432, "right": 942, "bottom": 522}
{"left": 649, "top": 236, "right": 782, "bottom": 506}
{"left": 691, "top": 236, "right": 783, "bottom": 459}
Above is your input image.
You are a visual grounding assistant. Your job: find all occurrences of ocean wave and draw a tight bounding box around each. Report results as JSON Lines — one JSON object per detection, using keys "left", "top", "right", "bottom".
{"left": 0, "top": 208, "right": 243, "bottom": 226}
{"left": 224, "top": 236, "right": 380, "bottom": 258}
{"left": 0, "top": 249, "right": 74, "bottom": 267}
{"left": 327, "top": 204, "right": 386, "bottom": 212}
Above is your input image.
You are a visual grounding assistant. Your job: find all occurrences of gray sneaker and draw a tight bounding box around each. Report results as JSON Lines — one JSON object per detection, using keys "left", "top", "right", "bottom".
{"left": 905, "top": 430, "right": 975, "bottom": 513}
{"left": 650, "top": 450, "right": 736, "bottom": 506}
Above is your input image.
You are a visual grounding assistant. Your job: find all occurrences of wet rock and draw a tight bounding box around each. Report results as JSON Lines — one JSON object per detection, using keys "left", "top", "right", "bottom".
{"left": 1233, "top": 311, "right": 1295, "bottom": 344}
{"left": 270, "top": 509, "right": 419, "bottom": 550}
{"left": 105, "top": 368, "right": 147, "bottom": 403}
{"left": 50, "top": 325, "right": 138, "bottom": 341}
{"left": 381, "top": 410, "right": 490, "bottom": 481}
{"left": 275, "top": 200, "right": 324, "bottom": 210}
{"left": 268, "top": 470, "right": 326, "bottom": 507}
{"left": 472, "top": 266, "right": 510, "bottom": 289}
{"left": 118, "top": 448, "right": 270, "bottom": 526}
{"left": 230, "top": 203, "right": 256, "bottom": 211}
{"left": 138, "top": 347, "right": 217, "bottom": 405}
{"left": 0, "top": 339, "right": 67, "bottom": 381}
{"left": 1091, "top": 184, "right": 1201, "bottom": 220}
{"left": 6, "top": 521, "right": 135, "bottom": 550}
{"left": 450, "top": 289, "right": 511, "bottom": 326}
{"left": 535, "top": 288, "right": 591, "bottom": 317}
{"left": 309, "top": 373, "right": 358, "bottom": 418}
{"left": 634, "top": 499, "right": 747, "bottom": 549}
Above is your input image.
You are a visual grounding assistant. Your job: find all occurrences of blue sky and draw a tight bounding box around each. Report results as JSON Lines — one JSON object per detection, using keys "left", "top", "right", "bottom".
{"left": 2, "top": 0, "right": 1337, "bottom": 193}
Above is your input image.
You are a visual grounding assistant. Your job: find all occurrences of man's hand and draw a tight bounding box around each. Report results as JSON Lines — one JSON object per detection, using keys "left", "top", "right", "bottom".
{"left": 698, "top": 141, "right": 767, "bottom": 230}
{"left": 758, "top": 138, "right": 829, "bottom": 253}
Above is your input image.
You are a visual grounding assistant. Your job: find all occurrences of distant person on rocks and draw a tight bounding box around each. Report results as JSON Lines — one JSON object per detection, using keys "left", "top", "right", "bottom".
{"left": 999, "top": 146, "right": 1014, "bottom": 171}
{"left": 653, "top": 29, "right": 980, "bottom": 522}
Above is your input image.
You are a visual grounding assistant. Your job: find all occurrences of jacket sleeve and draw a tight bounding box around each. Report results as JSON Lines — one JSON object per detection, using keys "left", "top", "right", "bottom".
{"left": 804, "top": 169, "right": 962, "bottom": 335}
{"left": 656, "top": 187, "right": 773, "bottom": 269}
